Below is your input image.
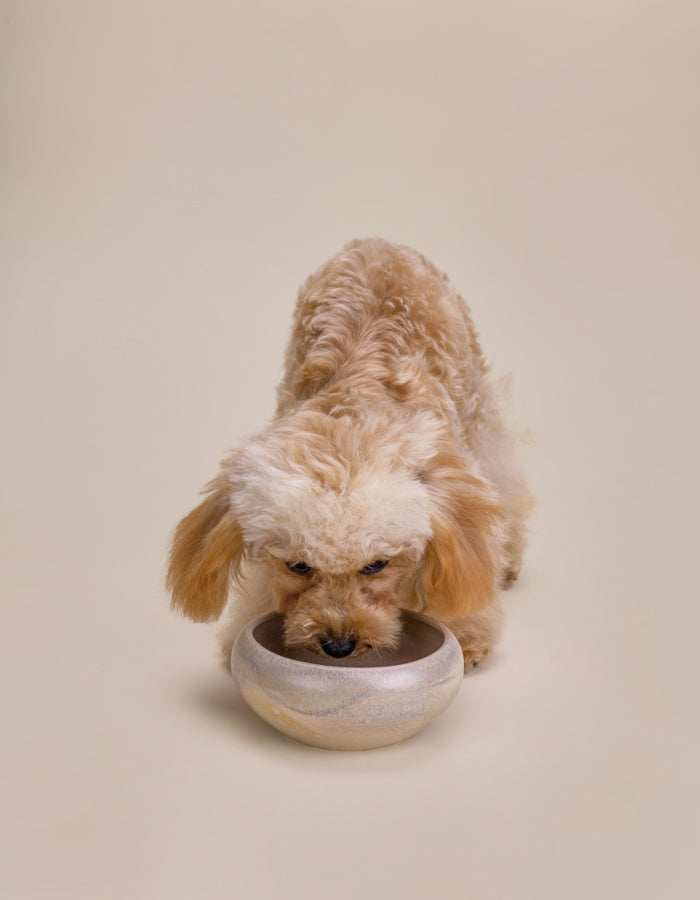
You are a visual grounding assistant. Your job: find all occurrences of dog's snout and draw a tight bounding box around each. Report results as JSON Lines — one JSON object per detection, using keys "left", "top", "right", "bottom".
{"left": 320, "top": 636, "right": 356, "bottom": 658}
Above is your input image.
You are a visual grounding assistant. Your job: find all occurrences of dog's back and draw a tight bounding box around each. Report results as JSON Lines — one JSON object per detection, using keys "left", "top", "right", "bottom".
{"left": 277, "top": 238, "right": 488, "bottom": 427}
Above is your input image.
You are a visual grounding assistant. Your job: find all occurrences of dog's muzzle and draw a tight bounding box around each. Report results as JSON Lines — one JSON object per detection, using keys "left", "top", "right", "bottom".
{"left": 320, "top": 637, "right": 356, "bottom": 658}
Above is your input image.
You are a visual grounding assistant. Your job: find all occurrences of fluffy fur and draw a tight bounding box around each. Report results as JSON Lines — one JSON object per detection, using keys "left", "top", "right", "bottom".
{"left": 167, "top": 238, "right": 533, "bottom": 670}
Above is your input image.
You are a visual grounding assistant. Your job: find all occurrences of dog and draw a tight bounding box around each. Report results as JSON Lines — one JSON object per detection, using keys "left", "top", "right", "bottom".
{"left": 167, "top": 238, "right": 533, "bottom": 670}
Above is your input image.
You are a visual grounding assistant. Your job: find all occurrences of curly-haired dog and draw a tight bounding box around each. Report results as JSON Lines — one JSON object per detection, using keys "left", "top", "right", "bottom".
{"left": 167, "top": 239, "right": 533, "bottom": 670}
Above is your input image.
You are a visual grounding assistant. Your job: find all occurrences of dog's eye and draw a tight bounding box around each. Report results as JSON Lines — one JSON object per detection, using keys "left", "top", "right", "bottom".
{"left": 359, "top": 559, "right": 390, "bottom": 575}
{"left": 285, "top": 561, "right": 313, "bottom": 576}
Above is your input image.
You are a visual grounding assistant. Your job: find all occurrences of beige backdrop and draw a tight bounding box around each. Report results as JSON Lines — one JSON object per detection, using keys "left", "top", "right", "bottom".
{"left": 2, "top": 2, "right": 698, "bottom": 898}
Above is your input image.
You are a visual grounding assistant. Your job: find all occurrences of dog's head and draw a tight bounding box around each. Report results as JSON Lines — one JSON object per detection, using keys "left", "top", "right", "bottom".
{"left": 167, "top": 410, "right": 504, "bottom": 658}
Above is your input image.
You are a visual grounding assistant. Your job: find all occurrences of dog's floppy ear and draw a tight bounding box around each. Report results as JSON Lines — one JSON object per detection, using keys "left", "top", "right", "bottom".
{"left": 166, "top": 473, "right": 244, "bottom": 622}
{"left": 420, "top": 450, "right": 504, "bottom": 619}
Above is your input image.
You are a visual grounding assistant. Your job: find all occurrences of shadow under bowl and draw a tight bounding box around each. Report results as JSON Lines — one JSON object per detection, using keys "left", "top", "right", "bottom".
{"left": 231, "top": 610, "right": 464, "bottom": 750}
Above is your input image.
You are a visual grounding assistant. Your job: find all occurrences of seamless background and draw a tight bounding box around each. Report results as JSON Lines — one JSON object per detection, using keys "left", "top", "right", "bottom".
{"left": 1, "top": 2, "right": 698, "bottom": 898}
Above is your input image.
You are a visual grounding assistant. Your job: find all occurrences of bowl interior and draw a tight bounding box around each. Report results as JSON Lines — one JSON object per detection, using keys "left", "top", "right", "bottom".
{"left": 252, "top": 610, "right": 445, "bottom": 668}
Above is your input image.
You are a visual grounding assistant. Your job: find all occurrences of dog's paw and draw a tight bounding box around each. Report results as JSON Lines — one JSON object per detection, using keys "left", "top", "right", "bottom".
{"left": 500, "top": 567, "right": 520, "bottom": 589}
{"left": 462, "top": 646, "right": 490, "bottom": 674}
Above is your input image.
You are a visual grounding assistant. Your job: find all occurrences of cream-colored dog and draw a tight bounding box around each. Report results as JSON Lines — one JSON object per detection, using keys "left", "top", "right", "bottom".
{"left": 167, "top": 238, "right": 533, "bottom": 669}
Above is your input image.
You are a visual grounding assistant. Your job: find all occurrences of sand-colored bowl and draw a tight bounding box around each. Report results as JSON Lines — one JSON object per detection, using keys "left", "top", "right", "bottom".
{"left": 231, "top": 610, "right": 464, "bottom": 750}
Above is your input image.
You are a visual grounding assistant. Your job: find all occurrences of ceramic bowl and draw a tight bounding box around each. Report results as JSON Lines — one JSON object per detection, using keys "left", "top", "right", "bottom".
{"left": 231, "top": 610, "right": 464, "bottom": 750}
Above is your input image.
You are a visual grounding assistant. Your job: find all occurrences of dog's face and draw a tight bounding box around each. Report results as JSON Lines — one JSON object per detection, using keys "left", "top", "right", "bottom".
{"left": 270, "top": 554, "right": 415, "bottom": 657}
{"left": 167, "top": 409, "right": 504, "bottom": 654}
{"left": 228, "top": 410, "right": 434, "bottom": 657}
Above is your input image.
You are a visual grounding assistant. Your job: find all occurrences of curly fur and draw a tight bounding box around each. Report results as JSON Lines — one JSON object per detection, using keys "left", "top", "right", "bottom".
{"left": 167, "top": 238, "right": 533, "bottom": 670}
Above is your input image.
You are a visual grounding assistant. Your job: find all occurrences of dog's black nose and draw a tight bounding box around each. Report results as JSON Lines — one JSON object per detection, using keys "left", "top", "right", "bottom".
{"left": 320, "top": 637, "right": 356, "bottom": 658}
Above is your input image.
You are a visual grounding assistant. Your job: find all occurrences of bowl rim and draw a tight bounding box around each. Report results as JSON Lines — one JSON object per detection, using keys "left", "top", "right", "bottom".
{"left": 233, "top": 608, "right": 458, "bottom": 675}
